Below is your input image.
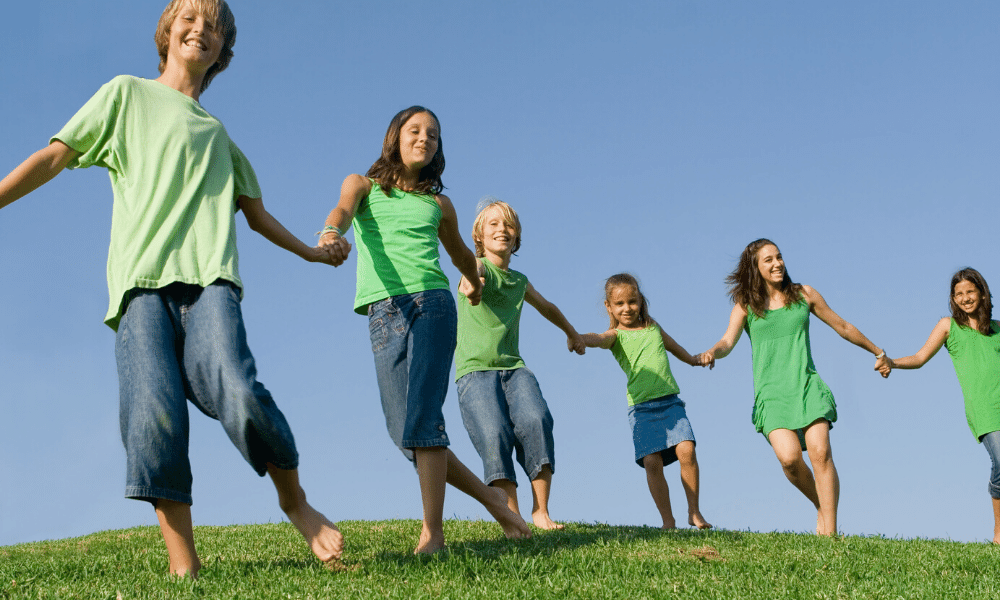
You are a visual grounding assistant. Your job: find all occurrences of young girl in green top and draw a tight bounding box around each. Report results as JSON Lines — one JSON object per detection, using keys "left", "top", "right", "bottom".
{"left": 581, "top": 273, "right": 712, "bottom": 530}
{"left": 699, "top": 238, "right": 887, "bottom": 536}
{"left": 881, "top": 268, "right": 1000, "bottom": 544}
{"left": 319, "top": 107, "right": 530, "bottom": 554}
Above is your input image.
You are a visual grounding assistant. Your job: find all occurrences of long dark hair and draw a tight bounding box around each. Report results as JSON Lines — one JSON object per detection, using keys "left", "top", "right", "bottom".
{"left": 604, "top": 273, "right": 653, "bottom": 330}
{"left": 950, "top": 268, "right": 995, "bottom": 335}
{"left": 726, "top": 238, "right": 804, "bottom": 318}
{"left": 366, "top": 106, "right": 445, "bottom": 197}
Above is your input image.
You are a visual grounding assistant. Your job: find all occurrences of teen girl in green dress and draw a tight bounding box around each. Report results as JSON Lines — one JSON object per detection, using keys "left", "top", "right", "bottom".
{"left": 699, "top": 238, "right": 887, "bottom": 536}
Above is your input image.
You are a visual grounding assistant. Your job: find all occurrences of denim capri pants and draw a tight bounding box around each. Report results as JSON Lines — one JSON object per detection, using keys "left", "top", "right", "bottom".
{"left": 116, "top": 281, "right": 299, "bottom": 505}
{"left": 627, "top": 394, "right": 696, "bottom": 467}
{"left": 980, "top": 430, "right": 1000, "bottom": 499}
{"left": 456, "top": 367, "right": 555, "bottom": 485}
{"left": 368, "top": 289, "right": 456, "bottom": 462}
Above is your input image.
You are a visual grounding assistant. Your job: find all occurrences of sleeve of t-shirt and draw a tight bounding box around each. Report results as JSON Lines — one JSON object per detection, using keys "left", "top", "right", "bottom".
{"left": 229, "top": 139, "right": 262, "bottom": 201}
{"left": 50, "top": 76, "right": 126, "bottom": 171}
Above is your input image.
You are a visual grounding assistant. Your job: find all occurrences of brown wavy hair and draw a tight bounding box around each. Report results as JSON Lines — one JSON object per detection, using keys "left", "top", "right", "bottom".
{"left": 604, "top": 273, "right": 653, "bottom": 330}
{"left": 726, "top": 238, "right": 804, "bottom": 318}
{"left": 366, "top": 106, "right": 445, "bottom": 197}
{"left": 950, "top": 268, "right": 995, "bottom": 335}
{"left": 472, "top": 199, "right": 522, "bottom": 257}
{"left": 155, "top": 0, "right": 237, "bottom": 94}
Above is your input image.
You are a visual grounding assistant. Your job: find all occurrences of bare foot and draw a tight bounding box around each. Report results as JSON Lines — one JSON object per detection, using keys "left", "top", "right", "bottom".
{"left": 531, "top": 510, "right": 565, "bottom": 530}
{"left": 284, "top": 501, "right": 344, "bottom": 562}
{"left": 415, "top": 526, "right": 447, "bottom": 555}
{"left": 485, "top": 487, "right": 532, "bottom": 539}
{"left": 993, "top": 534, "right": 1000, "bottom": 545}
{"left": 660, "top": 520, "right": 677, "bottom": 530}
{"left": 168, "top": 560, "right": 201, "bottom": 579}
{"left": 688, "top": 512, "right": 712, "bottom": 530}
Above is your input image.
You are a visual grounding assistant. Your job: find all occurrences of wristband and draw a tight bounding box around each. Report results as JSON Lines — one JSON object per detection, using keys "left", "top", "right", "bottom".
{"left": 317, "top": 225, "right": 342, "bottom": 237}
{"left": 874, "top": 350, "right": 885, "bottom": 359}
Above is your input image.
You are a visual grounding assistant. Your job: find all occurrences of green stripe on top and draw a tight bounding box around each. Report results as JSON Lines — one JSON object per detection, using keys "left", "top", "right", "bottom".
{"left": 455, "top": 259, "right": 528, "bottom": 381}
{"left": 352, "top": 182, "right": 450, "bottom": 314}
{"left": 946, "top": 319, "right": 1000, "bottom": 442}
{"left": 610, "top": 325, "right": 680, "bottom": 406}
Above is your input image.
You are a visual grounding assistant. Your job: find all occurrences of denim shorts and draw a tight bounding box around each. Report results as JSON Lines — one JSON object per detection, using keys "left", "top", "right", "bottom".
{"left": 116, "top": 281, "right": 298, "bottom": 505}
{"left": 980, "top": 430, "right": 1000, "bottom": 499}
{"left": 368, "top": 289, "right": 456, "bottom": 461}
{"left": 456, "top": 368, "right": 555, "bottom": 485}
{"left": 627, "top": 394, "right": 695, "bottom": 468}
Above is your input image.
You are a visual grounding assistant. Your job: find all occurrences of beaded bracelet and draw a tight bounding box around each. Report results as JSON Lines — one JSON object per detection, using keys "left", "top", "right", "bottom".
{"left": 317, "top": 225, "right": 342, "bottom": 237}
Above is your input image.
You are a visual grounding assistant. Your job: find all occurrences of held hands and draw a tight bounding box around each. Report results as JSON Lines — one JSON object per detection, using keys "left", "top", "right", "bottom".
{"left": 568, "top": 332, "right": 586, "bottom": 355}
{"left": 874, "top": 353, "right": 892, "bottom": 378}
{"left": 459, "top": 276, "right": 485, "bottom": 307}
{"left": 315, "top": 235, "right": 352, "bottom": 266}
{"left": 694, "top": 352, "right": 716, "bottom": 369}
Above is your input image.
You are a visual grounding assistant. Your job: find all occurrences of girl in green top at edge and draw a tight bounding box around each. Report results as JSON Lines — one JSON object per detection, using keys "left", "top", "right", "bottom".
{"left": 699, "top": 238, "right": 888, "bottom": 536}
{"left": 882, "top": 268, "right": 1000, "bottom": 544}
{"left": 319, "top": 107, "right": 531, "bottom": 555}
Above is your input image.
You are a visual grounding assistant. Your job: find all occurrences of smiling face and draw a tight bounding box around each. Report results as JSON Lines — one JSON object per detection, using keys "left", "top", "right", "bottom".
{"left": 476, "top": 205, "right": 519, "bottom": 260}
{"left": 606, "top": 285, "right": 643, "bottom": 329}
{"left": 166, "top": 2, "right": 223, "bottom": 71}
{"left": 953, "top": 280, "right": 982, "bottom": 315}
{"left": 755, "top": 244, "right": 785, "bottom": 286}
{"left": 398, "top": 112, "right": 440, "bottom": 172}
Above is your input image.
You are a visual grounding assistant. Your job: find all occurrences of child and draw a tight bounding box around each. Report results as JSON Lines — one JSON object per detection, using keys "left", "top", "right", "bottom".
{"left": 698, "top": 238, "right": 887, "bottom": 536}
{"left": 0, "top": 0, "right": 345, "bottom": 577}
{"left": 581, "top": 273, "right": 712, "bottom": 530}
{"left": 319, "top": 107, "right": 531, "bottom": 554}
{"left": 881, "top": 268, "right": 1000, "bottom": 543}
{"left": 455, "top": 197, "right": 586, "bottom": 530}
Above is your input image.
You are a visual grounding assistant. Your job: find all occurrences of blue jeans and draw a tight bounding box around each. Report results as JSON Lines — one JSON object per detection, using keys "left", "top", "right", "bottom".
{"left": 456, "top": 368, "right": 555, "bottom": 485}
{"left": 980, "top": 430, "right": 1000, "bottom": 499}
{"left": 116, "top": 281, "right": 298, "bottom": 505}
{"left": 368, "top": 289, "right": 456, "bottom": 462}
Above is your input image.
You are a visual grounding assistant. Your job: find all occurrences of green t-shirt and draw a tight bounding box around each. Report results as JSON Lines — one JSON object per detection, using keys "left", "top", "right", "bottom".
{"left": 946, "top": 319, "right": 1000, "bottom": 441}
{"left": 609, "top": 324, "right": 680, "bottom": 406}
{"left": 351, "top": 182, "right": 450, "bottom": 314}
{"left": 454, "top": 259, "right": 528, "bottom": 380}
{"left": 52, "top": 75, "right": 261, "bottom": 331}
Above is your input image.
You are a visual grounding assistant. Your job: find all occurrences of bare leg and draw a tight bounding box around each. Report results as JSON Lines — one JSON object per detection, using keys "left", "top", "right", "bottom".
{"left": 491, "top": 478, "right": 520, "bottom": 514}
{"left": 643, "top": 453, "right": 676, "bottom": 529}
{"left": 768, "top": 428, "right": 823, "bottom": 532}
{"left": 267, "top": 465, "right": 344, "bottom": 561}
{"left": 443, "top": 449, "right": 532, "bottom": 539}
{"left": 993, "top": 497, "right": 1000, "bottom": 544}
{"left": 529, "top": 465, "right": 563, "bottom": 530}
{"left": 803, "top": 421, "right": 839, "bottom": 536}
{"left": 674, "top": 442, "right": 711, "bottom": 529}
{"left": 413, "top": 447, "right": 449, "bottom": 554}
{"left": 154, "top": 499, "right": 201, "bottom": 578}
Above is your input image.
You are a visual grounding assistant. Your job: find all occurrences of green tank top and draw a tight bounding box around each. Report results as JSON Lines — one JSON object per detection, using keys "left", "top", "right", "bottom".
{"left": 454, "top": 259, "right": 528, "bottom": 380}
{"left": 745, "top": 299, "right": 836, "bottom": 435}
{"left": 610, "top": 324, "right": 680, "bottom": 406}
{"left": 351, "top": 182, "right": 450, "bottom": 314}
{"left": 945, "top": 318, "right": 1000, "bottom": 441}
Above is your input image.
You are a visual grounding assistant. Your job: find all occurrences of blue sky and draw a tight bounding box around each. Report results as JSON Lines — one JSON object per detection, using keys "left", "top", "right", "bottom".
{"left": 1, "top": 0, "right": 998, "bottom": 547}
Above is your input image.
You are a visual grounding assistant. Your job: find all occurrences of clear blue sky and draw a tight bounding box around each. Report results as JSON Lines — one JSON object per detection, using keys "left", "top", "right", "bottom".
{"left": 1, "top": 0, "right": 997, "bottom": 547}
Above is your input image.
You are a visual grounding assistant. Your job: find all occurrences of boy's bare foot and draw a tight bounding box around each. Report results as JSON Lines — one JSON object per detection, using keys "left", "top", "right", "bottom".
{"left": 688, "top": 512, "right": 713, "bottom": 530}
{"left": 660, "top": 522, "right": 677, "bottom": 530}
{"left": 284, "top": 501, "right": 344, "bottom": 562}
{"left": 486, "top": 487, "right": 532, "bottom": 539}
{"left": 415, "top": 526, "right": 448, "bottom": 555}
{"left": 532, "top": 510, "right": 565, "bottom": 530}
{"left": 168, "top": 560, "right": 201, "bottom": 579}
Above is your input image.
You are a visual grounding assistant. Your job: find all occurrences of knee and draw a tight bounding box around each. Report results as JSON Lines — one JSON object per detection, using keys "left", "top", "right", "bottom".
{"left": 643, "top": 453, "right": 664, "bottom": 471}
{"left": 675, "top": 441, "right": 696, "bottom": 464}
{"left": 775, "top": 452, "right": 806, "bottom": 474}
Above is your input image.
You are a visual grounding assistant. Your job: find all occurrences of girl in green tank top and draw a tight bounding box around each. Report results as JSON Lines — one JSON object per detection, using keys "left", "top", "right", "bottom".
{"left": 700, "top": 239, "right": 887, "bottom": 537}
{"left": 883, "top": 268, "right": 1000, "bottom": 544}
{"left": 581, "top": 273, "right": 713, "bottom": 530}
{"left": 318, "top": 106, "right": 530, "bottom": 554}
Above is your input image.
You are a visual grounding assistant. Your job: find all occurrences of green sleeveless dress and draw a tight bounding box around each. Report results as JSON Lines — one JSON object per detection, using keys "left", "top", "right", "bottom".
{"left": 945, "top": 319, "right": 1000, "bottom": 441}
{"left": 746, "top": 299, "right": 837, "bottom": 444}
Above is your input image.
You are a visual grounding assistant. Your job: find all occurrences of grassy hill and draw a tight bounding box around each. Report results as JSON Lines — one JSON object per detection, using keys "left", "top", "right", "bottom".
{"left": 2, "top": 520, "right": 999, "bottom": 599}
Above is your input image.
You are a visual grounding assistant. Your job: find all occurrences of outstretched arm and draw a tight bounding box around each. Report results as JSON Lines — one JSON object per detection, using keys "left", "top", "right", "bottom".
{"left": 804, "top": 285, "right": 889, "bottom": 377}
{"left": 436, "top": 194, "right": 482, "bottom": 305}
{"left": 316, "top": 174, "right": 369, "bottom": 263}
{"left": 0, "top": 141, "right": 79, "bottom": 210}
{"left": 524, "top": 282, "right": 585, "bottom": 354}
{"left": 581, "top": 329, "right": 617, "bottom": 350}
{"left": 240, "top": 196, "right": 345, "bottom": 266}
{"left": 887, "top": 318, "right": 950, "bottom": 370}
{"left": 660, "top": 327, "right": 706, "bottom": 367}
{"left": 698, "top": 303, "right": 748, "bottom": 367}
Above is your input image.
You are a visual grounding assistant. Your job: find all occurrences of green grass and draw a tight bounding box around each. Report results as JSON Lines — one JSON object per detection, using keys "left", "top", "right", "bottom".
{"left": 2, "top": 521, "right": 999, "bottom": 599}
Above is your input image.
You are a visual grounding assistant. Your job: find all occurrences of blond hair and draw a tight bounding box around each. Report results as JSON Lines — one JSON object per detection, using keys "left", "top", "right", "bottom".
{"left": 472, "top": 199, "right": 522, "bottom": 258}
{"left": 154, "top": 0, "right": 237, "bottom": 94}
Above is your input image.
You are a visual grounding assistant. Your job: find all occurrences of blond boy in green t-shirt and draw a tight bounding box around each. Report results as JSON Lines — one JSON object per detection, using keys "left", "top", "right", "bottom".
{"left": 0, "top": 0, "right": 349, "bottom": 577}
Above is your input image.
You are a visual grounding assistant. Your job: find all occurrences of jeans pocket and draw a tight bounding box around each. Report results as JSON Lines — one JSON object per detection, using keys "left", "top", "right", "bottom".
{"left": 369, "top": 315, "right": 388, "bottom": 353}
